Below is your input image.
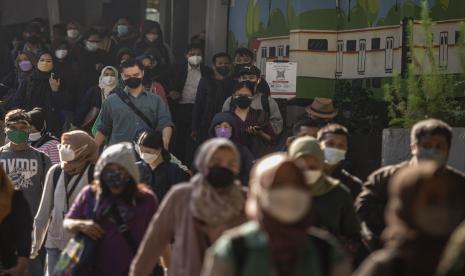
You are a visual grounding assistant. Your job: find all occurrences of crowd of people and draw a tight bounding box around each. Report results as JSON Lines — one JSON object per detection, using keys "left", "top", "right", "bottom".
{"left": 1, "top": 18, "right": 465, "bottom": 276}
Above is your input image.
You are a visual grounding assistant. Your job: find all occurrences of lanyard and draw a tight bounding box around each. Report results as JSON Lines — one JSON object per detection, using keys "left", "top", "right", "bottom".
{"left": 63, "top": 165, "right": 88, "bottom": 212}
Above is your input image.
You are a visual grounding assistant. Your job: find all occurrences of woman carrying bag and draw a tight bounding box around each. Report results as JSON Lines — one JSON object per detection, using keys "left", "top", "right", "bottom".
{"left": 59, "top": 142, "right": 159, "bottom": 276}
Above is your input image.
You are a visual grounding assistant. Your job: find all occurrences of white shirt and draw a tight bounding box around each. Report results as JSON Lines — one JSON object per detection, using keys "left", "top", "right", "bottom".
{"left": 180, "top": 64, "right": 202, "bottom": 104}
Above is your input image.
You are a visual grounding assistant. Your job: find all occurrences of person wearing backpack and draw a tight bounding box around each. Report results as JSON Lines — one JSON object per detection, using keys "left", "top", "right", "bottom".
{"left": 225, "top": 82, "right": 275, "bottom": 158}
{"left": 63, "top": 142, "right": 159, "bottom": 276}
{"left": 201, "top": 153, "right": 351, "bottom": 276}
{"left": 136, "top": 129, "right": 189, "bottom": 202}
{"left": 222, "top": 65, "right": 283, "bottom": 136}
{"left": 31, "top": 130, "right": 98, "bottom": 275}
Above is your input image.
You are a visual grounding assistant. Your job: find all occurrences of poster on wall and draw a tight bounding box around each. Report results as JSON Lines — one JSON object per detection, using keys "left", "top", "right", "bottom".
{"left": 265, "top": 62, "right": 297, "bottom": 99}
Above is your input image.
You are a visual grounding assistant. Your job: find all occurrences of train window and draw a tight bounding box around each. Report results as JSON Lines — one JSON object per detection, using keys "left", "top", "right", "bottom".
{"left": 261, "top": 47, "right": 267, "bottom": 58}
{"left": 269, "top": 47, "right": 276, "bottom": 57}
{"left": 455, "top": 31, "right": 461, "bottom": 44}
{"left": 308, "top": 39, "right": 328, "bottom": 51}
{"left": 346, "top": 40, "right": 356, "bottom": 51}
{"left": 278, "top": 45, "right": 284, "bottom": 57}
{"left": 371, "top": 38, "right": 380, "bottom": 49}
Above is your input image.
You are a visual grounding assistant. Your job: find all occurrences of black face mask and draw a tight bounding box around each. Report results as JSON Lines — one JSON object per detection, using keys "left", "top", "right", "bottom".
{"left": 124, "top": 77, "right": 142, "bottom": 89}
{"left": 216, "top": 67, "right": 231, "bottom": 77}
{"left": 234, "top": 95, "right": 252, "bottom": 109}
{"left": 206, "top": 166, "right": 236, "bottom": 188}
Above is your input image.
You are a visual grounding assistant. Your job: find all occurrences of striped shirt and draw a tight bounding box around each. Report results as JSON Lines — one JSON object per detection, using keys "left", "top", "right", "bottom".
{"left": 38, "top": 140, "right": 60, "bottom": 165}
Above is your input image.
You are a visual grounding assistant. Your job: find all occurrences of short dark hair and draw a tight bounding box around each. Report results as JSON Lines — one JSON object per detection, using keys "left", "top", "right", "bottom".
{"left": 317, "top": 124, "right": 349, "bottom": 142}
{"left": 84, "top": 29, "right": 101, "bottom": 40}
{"left": 185, "top": 43, "right": 204, "bottom": 55}
{"left": 233, "top": 48, "right": 254, "bottom": 60}
{"left": 5, "top": 109, "right": 32, "bottom": 127}
{"left": 212, "top": 52, "right": 231, "bottom": 64}
{"left": 120, "top": 58, "right": 145, "bottom": 72}
{"left": 411, "top": 119, "right": 452, "bottom": 148}
{"left": 292, "top": 119, "right": 324, "bottom": 136}
{"left": 233, "top": 81, "right": 254, "bottom": 95}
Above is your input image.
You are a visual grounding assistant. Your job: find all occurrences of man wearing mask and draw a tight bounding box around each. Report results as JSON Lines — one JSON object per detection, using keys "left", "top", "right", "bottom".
{"left": 65, "top": 21, "right": 82, "bottom": 54}
{"left": 109, "top": 17, "right": 139, "bottom": 58}
{"left": 167, "top": 44, "right": 212, "bottom": 164}
{"left": 95, "top": 58, "right": 174, "bottom": 149}
{"left": 356, "top": 118, "right": 465, "bottom": 250}
{"left": 232, "top": 48, "right": 270, "bottom": 96}
{"left": 317, "top": 124, "right": 362, "bottom": 199}
{"left": 0, "top": 109, "right": 51, "bottom": 276}
{"left": 222, "top": 66, "right": 283, "bottom": 136}
{"left": 13, "top": 22, "right": 48, "bottom": 60}
{"left": 76, "top": 30, "right": 109, "bottom": 94}
{"left": 191, "top": 52, "right": 234, "bottom": 144}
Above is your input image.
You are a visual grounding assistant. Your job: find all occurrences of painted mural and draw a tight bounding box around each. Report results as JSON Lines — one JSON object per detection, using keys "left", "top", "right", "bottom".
{"left": 228, "top": 0, "right": 465, "bottom": 98}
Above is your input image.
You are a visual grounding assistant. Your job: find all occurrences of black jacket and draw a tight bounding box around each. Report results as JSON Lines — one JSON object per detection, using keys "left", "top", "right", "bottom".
{"left": 10, "top": 70, "right": 70, "bottom": 135}
{"left": 355, "top": 161, "right": 465, "bottom": 249}
{"left": 167, "top": 63, "right": 213, "bottom": 98}
{"left": 0, "top": 191, "right": 32, "bottom": 269}
{"left": 53, "top": 56, "right": 79, "bottom": 111}
{"left": 75, "top": 47, "right": 109, "bottom": 95}
{"left": 192, "top": 77, "right": 234, "bottom": 142}
{"left": 332, "top": 166, "right": 363, "bottom": 200}
{"left": 137, "top": 161, "right": 189, "bottom": 202}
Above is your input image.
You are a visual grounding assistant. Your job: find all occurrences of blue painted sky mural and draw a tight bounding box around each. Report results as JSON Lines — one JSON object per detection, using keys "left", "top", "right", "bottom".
{"left": 228, "top": 0, "right": 465, "bottom": 51}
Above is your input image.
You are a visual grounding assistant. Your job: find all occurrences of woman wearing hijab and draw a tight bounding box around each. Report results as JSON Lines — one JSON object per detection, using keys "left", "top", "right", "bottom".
{"left": 288, "top": 136, "right": 365, "bottom": 265}
{"left": 9, "top": 51, "right": 70, "bottom": 136}
{"left": 73, "top": 66, "right": 119, "bottom": 132}
{"left": 209, "top": 112, "right": 254, "bottom": 185}
{"left": 27, "top": 107, "right": 60, "bottom": 164}
{"left": 0, "top": 166, "right": 32, "bottom": 276}
{"left": 52, "top": 40, "right": 79, "bottom": 111}
{"left": 136, "top": 129, "right": 190, "bottom": 202}
{"left": 63, "top": 142, "right": 158, "bottom": 276}
{"left": 134, "top": 20, "right": 174, "bottom": 65}
{"left": 202, "top": 153, "right": 351, "bottom": 276}
{"left": 31, "top": 130, "right": 98, "bottom": 275}
{"left": 355, "top": 162, "right": 465, "bottom": 276}
{"left": 130, "top": 138, "right": 247, "bottom": 276}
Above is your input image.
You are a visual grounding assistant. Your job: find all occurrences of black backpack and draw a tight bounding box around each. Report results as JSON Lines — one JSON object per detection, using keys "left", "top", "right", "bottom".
{"left": 231, "top": 228, "right": 332, "bottom": 276}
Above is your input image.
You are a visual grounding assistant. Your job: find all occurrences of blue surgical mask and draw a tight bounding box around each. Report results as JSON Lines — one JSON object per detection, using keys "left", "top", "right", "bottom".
{"left": 116, "top": 25, "right": 129, "bottom": 36}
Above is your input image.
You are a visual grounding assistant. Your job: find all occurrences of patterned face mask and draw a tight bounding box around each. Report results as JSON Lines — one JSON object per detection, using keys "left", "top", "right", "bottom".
{"left": 100, "top": 169, "right": 133, "bottom": 190}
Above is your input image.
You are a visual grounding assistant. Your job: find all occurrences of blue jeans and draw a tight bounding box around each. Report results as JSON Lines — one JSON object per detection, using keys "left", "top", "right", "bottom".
{"left": 45, "top": 248, "right": 61, "bottom": 276}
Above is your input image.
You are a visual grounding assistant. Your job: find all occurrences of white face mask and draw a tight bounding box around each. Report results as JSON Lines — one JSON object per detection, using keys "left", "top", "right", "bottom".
{"left": 67, "top": 29, "right": 79, "bottom": 39}
{"left": 29, "top": 132, "right": 42, "bottom": 142}
{"left": 261, "top": 187, "right": 311, "bottom": 224}
{"left": 58, "top": 144, "right": 76, "bottom": 162}
{"left": 85, "top": 41, "right": 99, "bottom": 52}
{"left": 323, "top": 147, "right": 347, "bottom": 166}
{"left": 304, "top": 170, "right": 322, "bottom": 185}
{"left": 188, "top": 55, "right": 202, "bottom": 66}
{"left": 57, "top": 144, "right": 88, "bottom": 162}
{"left": 141, "top": 152, "right": 160, "bottom": 164}
{"left": 102, "top": 76, "right": 116, "bottom": 86}
{"left": 55, "top": 49, "right": 68, "bottom": 59}
{"left": 145, "top": 33, "right": 158, "bottom": 42}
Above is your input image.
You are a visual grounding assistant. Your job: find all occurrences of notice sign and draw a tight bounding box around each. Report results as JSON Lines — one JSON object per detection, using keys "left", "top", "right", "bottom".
{"left": 265, "top": 62, "right": 297, "bottom": 99}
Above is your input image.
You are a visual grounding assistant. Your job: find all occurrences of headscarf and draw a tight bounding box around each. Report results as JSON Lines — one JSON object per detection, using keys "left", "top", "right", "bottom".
{"left": 288, "top": 136, "right": 339, "bottom": 196}
{"left": 61, "top": 130, "right": 99, "bottom": 175}
{"left": 382, "top": 162, "right": 465, "bottom": 276}
{"left": 0, "top": 167, "right": 14, "bottom": 223}
{"left": 98, "top": 66, "right": 119, "bottom": 98}
{"left": 190, "top": 138, "right": 245, "bottom": 227}
{"left": 247, "top": 153, "right": 312, "bottom": 276}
